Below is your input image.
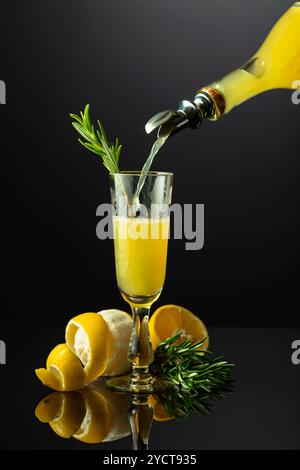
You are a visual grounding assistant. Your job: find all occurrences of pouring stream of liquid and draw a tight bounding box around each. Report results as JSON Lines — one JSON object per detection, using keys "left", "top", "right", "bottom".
{"left": 132, "top": 125, "right": 173, "bottom": 206}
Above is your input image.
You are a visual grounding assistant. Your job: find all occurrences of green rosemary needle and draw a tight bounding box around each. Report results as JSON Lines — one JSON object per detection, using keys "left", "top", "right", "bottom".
{"left": 70, "top": 104, "right": 121, "bottom": 174}
{"left": 152, "top": 333, "right": 234, "bottom": 419}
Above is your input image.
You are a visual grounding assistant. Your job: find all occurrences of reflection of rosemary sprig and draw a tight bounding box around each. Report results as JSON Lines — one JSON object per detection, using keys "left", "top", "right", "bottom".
{"left": 152, "top": 334, "right": 234, "bottom": 419}
{"left": 70, "top": 104, "right": 121, "bottom": 174}
{"left": 156, "top": 385, "right": 232, "bottom": 420}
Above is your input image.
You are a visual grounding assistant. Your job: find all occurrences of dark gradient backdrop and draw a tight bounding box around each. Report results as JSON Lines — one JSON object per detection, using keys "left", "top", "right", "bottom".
{"left": 0, "top": 0, "right": 299, "bottom": 326}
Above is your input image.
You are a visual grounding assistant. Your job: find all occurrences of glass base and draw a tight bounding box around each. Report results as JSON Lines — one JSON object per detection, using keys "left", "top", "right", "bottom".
{"left": 105, "top": 374, "right": 173, "bottom": 394}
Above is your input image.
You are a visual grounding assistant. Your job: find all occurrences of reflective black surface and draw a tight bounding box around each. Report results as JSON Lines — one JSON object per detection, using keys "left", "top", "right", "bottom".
{"left": 0, "top": 326, "right": 299, "bottom": 450}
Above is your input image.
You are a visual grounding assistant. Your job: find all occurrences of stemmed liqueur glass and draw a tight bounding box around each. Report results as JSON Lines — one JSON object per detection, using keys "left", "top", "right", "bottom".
{"left": 106, "top": 171, "right": 173, "bottom": 393}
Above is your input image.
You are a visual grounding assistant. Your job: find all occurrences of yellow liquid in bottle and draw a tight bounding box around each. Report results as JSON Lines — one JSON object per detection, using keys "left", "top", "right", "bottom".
{"left": 206, "top": 3, "right": 300, "bottom": 114}
{"left": 113, "top": 216, "right": 169, "bottom": 299}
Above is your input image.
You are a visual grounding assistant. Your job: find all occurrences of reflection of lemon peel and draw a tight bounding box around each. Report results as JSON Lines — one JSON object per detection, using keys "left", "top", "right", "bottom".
{"left": 35, "top": 383, "right": 131, "bottom": 444}
{"left": 35, "top": 344, "right": 86, "bottom": 391}
{"left": 35, "top": 392, "right": 63, "bottom": 422}
{"left": 35, "top": 391, "right": 86, "bottom": 438}
{"left": 66, "top": 310, "right": 131, "bottom": 382}
{"left": 49, "top": 392, "right": 86, "bottom": 438}
{"left": 73, "top": 388, "right": 112, "bottom": 443}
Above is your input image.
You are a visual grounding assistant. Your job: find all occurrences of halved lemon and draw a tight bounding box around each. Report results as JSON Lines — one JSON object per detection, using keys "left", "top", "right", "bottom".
{"left": 149, "top": 304, "right": 209, "bottom": 350}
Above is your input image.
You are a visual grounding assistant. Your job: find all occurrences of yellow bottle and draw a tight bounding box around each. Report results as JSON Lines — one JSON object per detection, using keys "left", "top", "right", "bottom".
{"left": 146, "top": 3, "right": 300, "bottom": 135}
{"left": 113, "top": 216, "right": 169, "bottom": 301}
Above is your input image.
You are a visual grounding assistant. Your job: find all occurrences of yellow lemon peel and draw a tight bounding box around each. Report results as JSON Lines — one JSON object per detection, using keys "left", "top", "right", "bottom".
{"left": 35, "top": 343, "right": 86, "bottom": 391}
{"left": 65, "top": 310, "right": 131, "bottom": 382}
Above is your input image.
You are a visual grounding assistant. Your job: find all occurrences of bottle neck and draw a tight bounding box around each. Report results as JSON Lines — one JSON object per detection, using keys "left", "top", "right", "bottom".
{"left": 172, "top": 57, "right": 272, "bottom": 129}
{"left": 204, "top": 60, "right": 268, "bottom": 116}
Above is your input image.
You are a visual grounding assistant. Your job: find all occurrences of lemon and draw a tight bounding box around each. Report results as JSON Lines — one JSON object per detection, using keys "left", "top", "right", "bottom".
{"left": 65, "top": 310, "right": 131, "bottom": 382}
{"left": 36, "top": 309, "right": 132, "bottom": 392}
{"left": 35, "top": 344, "right": 86, "bottom": 391}
{"left": 149, "top": 304, "right": 209, "bottom": 350}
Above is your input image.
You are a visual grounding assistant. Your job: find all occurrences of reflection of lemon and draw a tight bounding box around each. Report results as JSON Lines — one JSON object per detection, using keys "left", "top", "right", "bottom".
{"left": 73, "top": 383, "right": 131, "bottom": 443}
{"left": 66, "top": 310, "right": 131, "bottom": 383}
{"left": 73, "top": 387, "right": 113, "bottom": 443}
{"left": 149, "top": 304, "right": 209, "bottom": 350}
{"left": 35, "top": 382, "right": 131, "bottom": 444}
{"left": 35, "top": 391, "right": 85, "bottom": 438}
{"left": 35, "top": 344, "right": 86, "bottom": 391}
{"left": 49, "top": 393, "right": 86, "bottom": 438}
{"left": 35, "top": 392, "right": 63, "bottom": 423}
{"left": 90, "top": 381, "right": 130, "bottom": 442}
{"left": 148, "top": 395, "right": 174, "bottom": 422}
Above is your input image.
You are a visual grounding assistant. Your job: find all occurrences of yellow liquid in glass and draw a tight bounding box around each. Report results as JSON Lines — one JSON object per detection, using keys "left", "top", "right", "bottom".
{"left": 113, "top": 217, "right": 169, "bottom": 299}
{"left": 207, "top": 3, "right": 300, "bottom": 113}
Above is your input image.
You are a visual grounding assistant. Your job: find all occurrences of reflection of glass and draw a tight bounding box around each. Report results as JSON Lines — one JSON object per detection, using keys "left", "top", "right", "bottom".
{"left": 106, "top": 172, "right": 173, "bottom": 394}
{"left": 128, "top": 395, "right": 153, "bottom": 450}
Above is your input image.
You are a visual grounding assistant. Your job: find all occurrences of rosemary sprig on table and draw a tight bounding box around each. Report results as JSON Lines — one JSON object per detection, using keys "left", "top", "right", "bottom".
{"left": 70, "top": 104, "right": 121, "bottom": 174}
{"left": 152, "top": 333, "right": 234, "bottom": 419}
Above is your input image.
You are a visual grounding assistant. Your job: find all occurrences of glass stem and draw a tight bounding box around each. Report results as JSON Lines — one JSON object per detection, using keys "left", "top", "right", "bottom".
{"left": 129, "top": 305, "right": 154, "bottom": 387}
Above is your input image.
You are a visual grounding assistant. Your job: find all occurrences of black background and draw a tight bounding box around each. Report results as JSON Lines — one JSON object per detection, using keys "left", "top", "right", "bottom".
{"left": 1, "top": 0, "right": 299, "bottom": 327}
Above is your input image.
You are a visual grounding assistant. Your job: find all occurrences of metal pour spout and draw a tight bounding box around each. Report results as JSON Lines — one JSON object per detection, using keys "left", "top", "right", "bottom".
{"left": 145, "top": 91, "right": 217, "bottom": 139}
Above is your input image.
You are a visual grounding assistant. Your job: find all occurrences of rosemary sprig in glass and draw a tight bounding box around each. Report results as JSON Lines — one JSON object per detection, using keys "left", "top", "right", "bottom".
{"left": 70, "top": 104, "right": 121, "bottom": 174}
